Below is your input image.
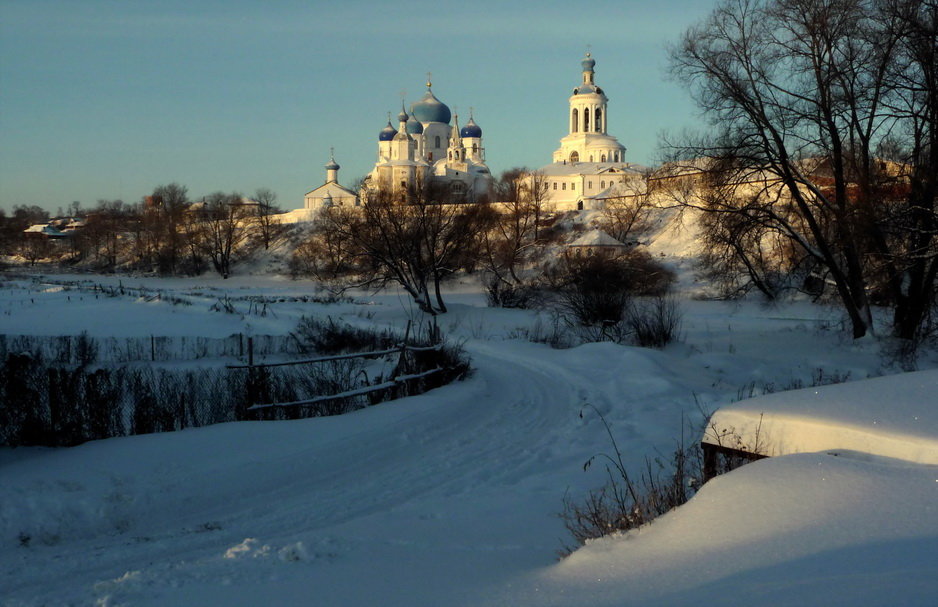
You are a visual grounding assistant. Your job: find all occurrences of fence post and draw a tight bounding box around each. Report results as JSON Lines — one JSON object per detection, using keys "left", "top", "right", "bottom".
{"left": 243, "top": 336, "right": 259, "bottom": 421}
{"left": 151, "top": 335, "right": 156, "bottom": 362}
{"left": 393, "top": 321, "right": 412, "bottom": 399}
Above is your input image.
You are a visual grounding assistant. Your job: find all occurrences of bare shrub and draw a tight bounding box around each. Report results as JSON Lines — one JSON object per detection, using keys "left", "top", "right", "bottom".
{"left": 545, "top": 250, "right": 674, "bottom": 339}
{"left": 626, "top": 296, "right": 683, "bottom": 348}
{"left": 291, "top": 316, "right": 398, "bottom": 355}
{"left": 560, "top": 406, "right": 699, "bottom": 555}
{"left": 483, "top": 274, "right": 542, "bottom": 309}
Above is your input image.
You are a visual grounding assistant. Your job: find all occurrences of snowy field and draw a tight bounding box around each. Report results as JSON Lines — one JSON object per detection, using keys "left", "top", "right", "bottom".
{"left": 2, "top": 271, "right": 937, "bottom": 606}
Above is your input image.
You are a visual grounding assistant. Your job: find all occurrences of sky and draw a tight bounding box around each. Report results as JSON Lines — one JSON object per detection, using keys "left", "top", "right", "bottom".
{"left": 0, "top": 0, "right": 715, "bottom": 215}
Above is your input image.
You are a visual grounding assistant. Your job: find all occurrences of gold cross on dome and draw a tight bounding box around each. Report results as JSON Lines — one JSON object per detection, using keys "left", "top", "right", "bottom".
{"left": 426, "top": 71, "right": 432, "bottom": 88}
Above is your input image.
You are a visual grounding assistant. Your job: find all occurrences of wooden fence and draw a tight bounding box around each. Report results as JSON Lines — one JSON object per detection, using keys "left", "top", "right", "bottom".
{"left": 0, "top": 333, "right": 303, "bottom": 365}
{"left": 227, "top": 323, "right": 446, "bottom": 412}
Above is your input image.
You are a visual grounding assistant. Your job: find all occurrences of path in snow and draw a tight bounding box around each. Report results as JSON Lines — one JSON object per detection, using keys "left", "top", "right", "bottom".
{"left": 1, "top": 339, "right": 700, "bottom": 606}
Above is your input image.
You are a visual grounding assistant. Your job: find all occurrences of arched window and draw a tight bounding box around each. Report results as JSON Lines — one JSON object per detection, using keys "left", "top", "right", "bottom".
{"left": 601, "top": 181, "right": 605, "bottom": 188}
{"left": 601, "top": 154, "right": 606, "bottom": 162}
{"left": 595, "top": 108, "right": 602, "bottom": 132}
{"left": 472, "top": 143, "right": 478, "bottom": 154}
{"left": 428, "top": 152, "right": 433, "bottom": 161}
{"left": 589, "top": 155, "right": 594, "bottom": 162}
{"left": 614, "top": 152, "right": 619, "bottom": 162}
{"left": 448, "top": 151, "right": 452, "bottom": 160}
{"left": 572, "top": 109, "right": 578, "bottom": 133}
{"left": 435, "top": 136, "right": 441, "bottom": 148}
{"left": 583, "top": 108, "right": 590, "bottom": 132}
{"left": 570, "top": 151, "right": 579, "bottom": 162}
{"left": 577, "top": 200, "right": 584, "bottom": 210}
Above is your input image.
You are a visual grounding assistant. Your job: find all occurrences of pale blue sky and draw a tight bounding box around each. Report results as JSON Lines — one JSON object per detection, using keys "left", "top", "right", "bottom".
{"left": 0, "top": 0, "right": 714, "bottom": 213}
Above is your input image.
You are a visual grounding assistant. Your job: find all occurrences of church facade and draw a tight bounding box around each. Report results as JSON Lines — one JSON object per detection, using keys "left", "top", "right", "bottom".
{"left": 302, "top": 53, "right": 641, "bottom": 214}
{"left": 362, "top": 79, "right": 493, "bottom": 202}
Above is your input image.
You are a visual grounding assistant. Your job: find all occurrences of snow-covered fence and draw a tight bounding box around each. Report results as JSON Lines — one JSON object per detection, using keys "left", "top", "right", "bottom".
{"left": 0, "top": 333, "right": 303, "bottom": 365}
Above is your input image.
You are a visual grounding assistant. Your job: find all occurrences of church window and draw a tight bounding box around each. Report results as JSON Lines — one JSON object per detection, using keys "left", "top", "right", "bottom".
{"left": 562, "top": 183, "right": 566, "bottom": 190}
{"left": 601, "top": 181, "right": 605, "bottom": 188}
{"left": 472, "top": 143, "right": 478, "bottom": 154}
{"left": 583, "top": 109, "right": 590, "bottom": 132}
{"left": 595, "top": 108, "right": 602, "bottom": 131}
{"left": 577, "top": 200, "right": 584, "bottom": 210}
{"left": 601, "top": 154, "right": 606, "bottom": 162}
{"left": 572, "top": 109, "right": 578, "bottom": 132}
{"left": 448, "top": 151, "right": 452, "bottom": 160}
{"left": 553, "top": 182, "right": 557, "bottom": 190}
{"left": 589, "top": 155, "right": 594, "bottom": 162}
{"left": 435, "top": 136, "right": 441, "bottom": 148}
{"left": 588, "top": 180, "right": 592, "bottom": 188}
{"left": 570, "top": 151, "right": 579, "bottom": 162}
{"left": 572, "top": 183, "right": 576, "bottom": 190}
{"left": 428, "top": 152, "right": 433, "bottom": 160}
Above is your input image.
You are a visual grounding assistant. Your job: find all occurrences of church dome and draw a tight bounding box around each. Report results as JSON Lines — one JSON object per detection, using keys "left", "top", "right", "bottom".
{"left": 324, "top": 157, "right": 339, "bottom": 170}
{"left": 411, "top": 88, "right": 452, "bottom": 124}
{"left": 406, "top": 113, "right": 424, "bottom": 135}
{"left": 581, "top": 52, "right": 596, "bottom": 71}
{"left": 378, "top": 120, "right": 398, "bottom": 141}
{"left": 460, "top": 117, "right": 482, "bottom": 138}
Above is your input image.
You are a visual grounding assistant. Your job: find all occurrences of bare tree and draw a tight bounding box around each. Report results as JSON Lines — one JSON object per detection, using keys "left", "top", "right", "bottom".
{"left": 320, "top": 182, "right": 490, "bottom": 315}
{"left": 19, "top": 235, "right": 53, "bottom": 266}
{"left": 252, "top": 188, "right": 284, "bottom": 250}
{"left": 668, "top": 0, "right": 937, "bottom": 340}
{"left": 147, "top": 183, "right": 189, "bottom": 274}
{"left": 598, "top": 176, "right": 655, "bottom": 245}
{"left": 290, "top": 213, "right": 358, "bottom": 287}
{"left": 194, "top": 192, "right": 251, "bottom": 278}
{"left": 481, "top": 169, "right": 551, "bottom": 287}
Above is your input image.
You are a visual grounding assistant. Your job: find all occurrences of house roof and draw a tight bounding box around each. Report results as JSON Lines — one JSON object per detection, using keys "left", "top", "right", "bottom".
{"left": 538, "top": 162, "right": 647, "bottom": 177}
{"left": 305, "top": 181, "right": 358, "bottom": 199}
{"left": 24, "top": 224, "right": 69, "bottom": 237}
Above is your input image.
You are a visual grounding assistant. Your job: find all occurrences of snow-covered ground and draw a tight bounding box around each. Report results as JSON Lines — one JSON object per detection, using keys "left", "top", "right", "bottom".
{"left": 1, "top": 271, "right": 937, "bottom": 606}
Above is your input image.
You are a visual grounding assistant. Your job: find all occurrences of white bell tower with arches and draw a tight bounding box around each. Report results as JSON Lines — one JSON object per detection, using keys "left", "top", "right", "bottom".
{"left": 553, "top": 53, "right": 626, "bottom": 164}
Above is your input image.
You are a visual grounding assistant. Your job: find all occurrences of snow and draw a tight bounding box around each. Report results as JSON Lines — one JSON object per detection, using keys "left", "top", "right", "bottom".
{"left": 568, "top": 229, "right": 626, "bottom": 247}
{"left": 704, "top": 370, "right": 938, "bottom": 464}
{"left": 1, "top": 271, "right": 937, "bottom": 605}
{"left": 517, "top": 452, "right": 938, "bottom": 607}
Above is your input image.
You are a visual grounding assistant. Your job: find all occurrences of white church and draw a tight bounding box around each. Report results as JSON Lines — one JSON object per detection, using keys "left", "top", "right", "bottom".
{"left": 536, "top": 52, "right": 646, "bottom": 211}
{"left": 302, "top": 52, "right": 642, "bottom": 214}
